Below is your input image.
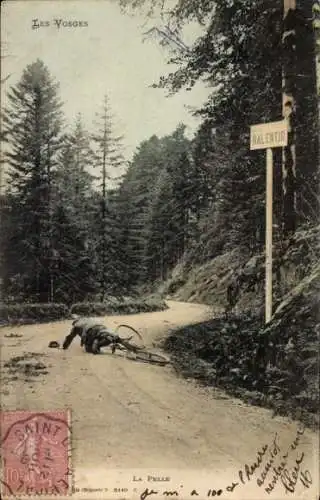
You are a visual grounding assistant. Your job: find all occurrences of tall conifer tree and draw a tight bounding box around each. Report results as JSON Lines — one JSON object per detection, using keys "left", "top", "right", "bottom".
{"left": 3, "top": 60, "right": 64, "bottom": 301}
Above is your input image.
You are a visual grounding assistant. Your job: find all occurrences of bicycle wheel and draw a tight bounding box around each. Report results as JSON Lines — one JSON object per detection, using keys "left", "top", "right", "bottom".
{"left": 134, "top": 350, "right": 170, "bottom": 366}
{"left": 117, "top": 338, "right": 144, "bottom": 354}
{"left": 114, "top": 324, "right": 145, "bottom": 348}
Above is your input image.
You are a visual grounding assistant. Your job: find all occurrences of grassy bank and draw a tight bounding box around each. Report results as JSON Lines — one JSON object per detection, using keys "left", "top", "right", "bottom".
{"left": 0, "top": 296, "right": 168, "bottom": 326}
{"left": 164, "top": 266, "right": 319, "bottom": 429}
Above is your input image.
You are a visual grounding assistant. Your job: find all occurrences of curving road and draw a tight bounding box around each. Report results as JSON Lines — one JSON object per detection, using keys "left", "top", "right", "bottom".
{"left": 1, "top": 301, "right": 318, "bottom": 500}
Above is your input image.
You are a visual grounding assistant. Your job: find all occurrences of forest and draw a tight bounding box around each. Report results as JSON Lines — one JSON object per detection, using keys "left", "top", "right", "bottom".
{"left": 1, "top": 0, "right": 318, "bottom": 308}
{"left": 0, "top": 0, "right": 319, "bottom": 423}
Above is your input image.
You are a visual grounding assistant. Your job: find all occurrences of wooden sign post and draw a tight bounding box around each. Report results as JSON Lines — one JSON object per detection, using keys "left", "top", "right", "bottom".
{"left": 250, "top": 120, "right": 288, "bottom": 324}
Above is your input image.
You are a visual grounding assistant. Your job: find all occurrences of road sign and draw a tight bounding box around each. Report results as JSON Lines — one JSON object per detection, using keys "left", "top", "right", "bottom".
{"left": 250, "top": 120, "right": 288, "bottom": 150}
{"left": 249, "top": 119, "right": 288, "bottom": 324}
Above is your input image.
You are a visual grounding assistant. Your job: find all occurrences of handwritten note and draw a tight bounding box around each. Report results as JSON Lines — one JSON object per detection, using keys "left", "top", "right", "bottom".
{"left": 237, "top": 424, "right": 313, "bottom": 496}
{"left": 135, "top": 424, "right": 313, "bottom": 499}
{"left": 68, "top": 425, "right": 314, "bottom": 499}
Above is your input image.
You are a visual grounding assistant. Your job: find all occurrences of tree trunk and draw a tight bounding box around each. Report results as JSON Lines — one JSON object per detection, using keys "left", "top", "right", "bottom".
{"left": 282, "top": 0, "right": 297, "bottom": 235}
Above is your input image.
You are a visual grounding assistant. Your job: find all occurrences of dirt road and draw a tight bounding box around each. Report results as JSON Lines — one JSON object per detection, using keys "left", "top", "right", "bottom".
{"left": 1, "top": 301, "right": 318, "bottom": 500}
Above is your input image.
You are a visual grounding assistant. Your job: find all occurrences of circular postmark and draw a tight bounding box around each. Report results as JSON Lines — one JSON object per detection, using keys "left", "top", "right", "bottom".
{"left": 1, "top": 410, "right": 72, "bottom": 497}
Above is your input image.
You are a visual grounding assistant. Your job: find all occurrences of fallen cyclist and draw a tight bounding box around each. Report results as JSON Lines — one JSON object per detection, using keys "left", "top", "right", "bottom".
{"left": 56, "top": 318, "right": 169, "bottom": 365}
{"left": 62, "top": 317, "right": 121, "bottom": 354}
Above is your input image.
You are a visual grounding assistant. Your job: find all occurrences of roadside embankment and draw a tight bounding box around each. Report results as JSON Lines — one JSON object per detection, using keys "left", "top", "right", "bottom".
{"left": 164, "top": 265, "right": 320, "bottom": 429}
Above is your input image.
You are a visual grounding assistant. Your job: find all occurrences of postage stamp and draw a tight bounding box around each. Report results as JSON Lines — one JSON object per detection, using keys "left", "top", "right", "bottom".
{"left": 0, "top": 410, "right": 72, "bottom": 497}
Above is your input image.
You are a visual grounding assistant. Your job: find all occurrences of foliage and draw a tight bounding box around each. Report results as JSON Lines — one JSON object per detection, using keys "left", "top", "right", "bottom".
{"left": 91, "top": 95, "right": 126, "bottom": 300}
{"left": 115, "top": 134, "right": 166, "bottom": 286}
{"left": 0, "top": 296, "right": 167, "bottom": 326}
{"left": 164, "top": 264, "right": 320, "bottom": 424}
{"left": 116, "top": 0, "right": 284, "bottom": 280}
{"left": 52, "top": 116, "right": 98, "bottom": 303}
{"left": 115, "top": 125, "right": 203, "bottom": 285}
{"left": 70, "top": 297, "right": 168, "bottom": 315}
{"left": 0, "top": 303, "right": 70, "bottom": 325}
{"left": 119, "top": 0, "right": 318, "bottom": 243}
{"left": 2, "top": 61, "right": 66, "bottom": 302}
{"left": 2, "top": 60, "right": 65, "bottom": 303}
{"left": 1, "top": 65, "right": 127, "bottom": 303}
{"left": 142, "top": 126, "right": 196, "bottom": 280}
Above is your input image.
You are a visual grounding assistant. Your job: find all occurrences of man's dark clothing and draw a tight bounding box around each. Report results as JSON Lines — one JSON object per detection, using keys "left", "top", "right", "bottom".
{"left": 62, "top": 318, "right": 119, "bottom": 353}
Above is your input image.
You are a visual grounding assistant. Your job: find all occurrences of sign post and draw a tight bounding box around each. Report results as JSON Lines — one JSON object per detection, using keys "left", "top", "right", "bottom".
{"left": 250, "top": 120, "right": 288, "bottom": 324}
{"left": 266, "top": 148, "right": 273, "bottom": 324}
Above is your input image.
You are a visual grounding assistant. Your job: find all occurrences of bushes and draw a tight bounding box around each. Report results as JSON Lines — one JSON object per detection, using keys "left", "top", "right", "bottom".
{"left": 70, "top": 302, "right": 116, "bottom": 316}
{"left": 0, "top": 303, "right": 70, "bottom": 325}
{"left": 164, "top": 267, "right": 320, "bottom": 426}
{"left": 70, "top": 297, "right": 168, "bottom": 316}
{"left": 164, "top": 314, "right": 264, "bottom": 389}
{"left": 0, "top": 296, "right": 168, "bottom": 326}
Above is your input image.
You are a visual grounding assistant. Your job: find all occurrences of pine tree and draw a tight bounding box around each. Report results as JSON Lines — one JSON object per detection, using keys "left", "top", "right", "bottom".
{"left": 53, "top": 115, "right": 97, "bottom": 301}
{"left": 55, "top": 114, "right": 96, "bottom": 231}
{"left": 121, "top": 0, "right": 318, "bottom": 236}
{"left": 2, "top": 60, "right": 64, "bottom": 301}
{"left": 92, "top": 95, "right": 125, "bottom": 300}
{"left": 50, "top": 205, "right": 97, "bottom": 304}
{"left": 142, "top": 168, "right": 174, "bottom": 282}
{"left": 114, "top": 135, "right": 164, "bottom": 287}
{"left": 290, "top": 0, "right": 319, "bottom": 227}
{"left": 119, "top": 126, "right": 200, "bottom": 284}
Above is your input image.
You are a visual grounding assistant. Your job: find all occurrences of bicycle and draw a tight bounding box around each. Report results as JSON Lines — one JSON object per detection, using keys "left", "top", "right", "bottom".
{"left": 109, "top": 324, "right": 170, "bottom": 366}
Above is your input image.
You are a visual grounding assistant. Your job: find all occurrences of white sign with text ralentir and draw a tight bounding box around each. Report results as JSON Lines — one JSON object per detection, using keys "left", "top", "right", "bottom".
{"left": 250, "top": 120, "right": 288, "bottom": 150}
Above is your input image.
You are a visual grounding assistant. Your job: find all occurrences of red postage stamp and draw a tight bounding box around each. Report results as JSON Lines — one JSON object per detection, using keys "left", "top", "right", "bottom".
{"left": 0, "top": 410, "right": 72, "bottom": 497}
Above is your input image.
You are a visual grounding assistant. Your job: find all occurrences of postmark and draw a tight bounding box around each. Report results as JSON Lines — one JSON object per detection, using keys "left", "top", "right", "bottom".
{"left": 0, "top": 410, "right": 72, "bottom": 497}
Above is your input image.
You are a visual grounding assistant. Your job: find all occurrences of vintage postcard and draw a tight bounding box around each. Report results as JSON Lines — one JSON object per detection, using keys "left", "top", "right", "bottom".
{"left": 1, "top": 0, "right": 319, "bottom": 499}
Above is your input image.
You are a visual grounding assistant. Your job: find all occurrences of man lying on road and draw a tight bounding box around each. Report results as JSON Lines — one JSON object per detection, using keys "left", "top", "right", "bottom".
{"left": 62, "top": 317, "right": 121, "bottom": 354}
